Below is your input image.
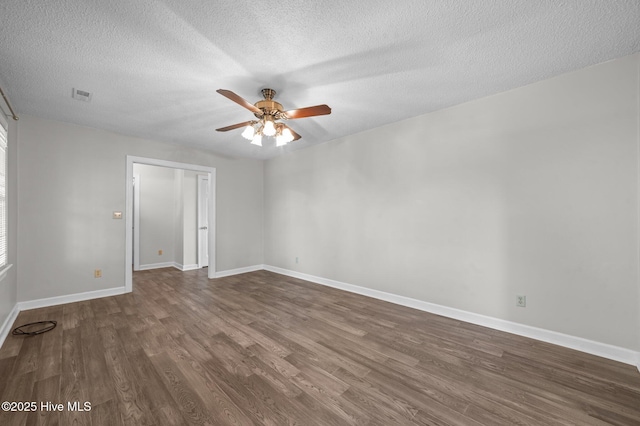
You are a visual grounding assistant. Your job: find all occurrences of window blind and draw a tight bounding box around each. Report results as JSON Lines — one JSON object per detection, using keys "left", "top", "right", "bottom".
{"left": 0, "top": 122, "right": 6, "bottom": 267}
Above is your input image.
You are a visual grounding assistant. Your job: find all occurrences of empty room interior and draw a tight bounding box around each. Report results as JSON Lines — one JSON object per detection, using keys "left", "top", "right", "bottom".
{"left": 1, "top": 1, "right": 640, "bottom": 425}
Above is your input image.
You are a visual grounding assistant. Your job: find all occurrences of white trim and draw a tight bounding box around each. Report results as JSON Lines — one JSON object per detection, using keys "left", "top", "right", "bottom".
{"left": 0, "top": 286, "right": 126, "bottom": 349}
{"left": 209, "top": 170, "right": 216, "bottom": 277}
{"left": 3, "top": 264, "right": 638, "bottom": 371}
{"left": 138, "top": 262, "right": 201, "bottom": 272}
{"left": 137, "top": 262, "right": 175, "bottom": 271}
{"left": 0, "top": 263, "right": 13, "bottom": 282}
{"left": 125, "top": 156, "right": 216, "bottom": 293}
{"left": 17, "top": 287, "right": 127, "bottom": 311}
{"left": 264, "top": 265, "right": 640, "bottom": 368}
{"left": 174, "top": 263, "right": 199, "bottom": 272}
{"left": 216, "top": 264, "right": 264, "bottom": 278}
{"left": 636, "top": 54, "right": 640, "bottom": 373}
{"left": 133, "top": 173, "right": 140, "bottom": 271}
{"left": 0, "top": 303, "right": 20, "bottom": 349}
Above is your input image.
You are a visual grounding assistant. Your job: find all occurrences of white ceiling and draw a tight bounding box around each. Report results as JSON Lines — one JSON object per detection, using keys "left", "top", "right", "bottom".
{"left": 0, "top": 1, "right": 639, "bottom": 160}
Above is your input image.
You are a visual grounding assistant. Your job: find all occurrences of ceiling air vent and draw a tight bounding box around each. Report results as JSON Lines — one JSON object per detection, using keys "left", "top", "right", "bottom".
{"left": 72, "top": 88, "right": 92, "bottom": 102}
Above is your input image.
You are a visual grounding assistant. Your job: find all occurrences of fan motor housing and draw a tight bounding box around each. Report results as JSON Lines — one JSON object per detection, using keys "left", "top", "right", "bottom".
{"left": 254, "top": 99, "right": 283, "bottom": 118}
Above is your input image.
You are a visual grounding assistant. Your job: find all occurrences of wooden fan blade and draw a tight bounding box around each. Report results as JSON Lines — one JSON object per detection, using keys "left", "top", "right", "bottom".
{"left": 283, "top": 104, "right": 331, "bottom": 120}
{"left": 216, "top": 121, "right": 254, "bottom": 132}
{"left": 283, "top": 125, "right": 302, "bottom": 141}
{"left": 216, "top": 89, "right": 262, "bottom": 115}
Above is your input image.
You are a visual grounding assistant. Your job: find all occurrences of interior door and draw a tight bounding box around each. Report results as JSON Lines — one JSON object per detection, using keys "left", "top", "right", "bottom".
{"left": 197, "top": 175, "right": 209, "bottom": 268}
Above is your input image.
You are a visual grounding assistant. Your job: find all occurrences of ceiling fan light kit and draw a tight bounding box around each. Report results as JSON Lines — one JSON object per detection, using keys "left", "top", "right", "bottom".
{"left": 216, "top": 88, "right": 331, "bottom": 147}
{"left": 250, "top": 132, "right": 262, "bottom": 146}
{"left": 241, "top": 124, "right": 255, "bottom": 140}
{"left": 262, "top": 116, "right": 277, "bottom": 136}
{"left": 278, "top": 128, "right": 294, "bottom": 146}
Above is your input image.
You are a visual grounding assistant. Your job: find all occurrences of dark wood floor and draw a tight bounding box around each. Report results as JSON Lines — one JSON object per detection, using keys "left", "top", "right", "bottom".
{"left": 1, "top": 268, "right": 639, "bottom": 425}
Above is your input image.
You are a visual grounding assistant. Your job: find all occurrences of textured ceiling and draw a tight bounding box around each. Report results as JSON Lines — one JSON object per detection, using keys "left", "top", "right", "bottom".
{"left": 0, "top": 1, "right": 639, "bottom": 159}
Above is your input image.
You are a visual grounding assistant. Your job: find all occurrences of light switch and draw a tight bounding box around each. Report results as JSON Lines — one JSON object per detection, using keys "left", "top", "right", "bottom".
{"left": 113, "top": 211, "right": 123, "bottom": 219}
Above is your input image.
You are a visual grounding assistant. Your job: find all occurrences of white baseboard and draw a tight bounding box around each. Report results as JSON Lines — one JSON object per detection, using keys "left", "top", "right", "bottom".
{"left": 3, "top": 265, "right": 638, "bottom": 372}
{"left": 0, "top": 286, "right": 127, "bottom": 349}
{"left": 174, "top": 263, "right": 200, "bottom": 271}
{"left": 263, "top": 265, "right": 640, "bottom": 368}
{"left": 0, "top": 303, "right": 20, "bottom": 350}
{"left": 139, "top": 262, "right": 202, "bottom": 272}
{"left": 18, "top": 287, "right": 128, "bottom": 311}
{"left": 137, "top": 262, "right": 175, "bottom": 271}
{"left": 216, "top": 264, "right": 264, "bottom": 278}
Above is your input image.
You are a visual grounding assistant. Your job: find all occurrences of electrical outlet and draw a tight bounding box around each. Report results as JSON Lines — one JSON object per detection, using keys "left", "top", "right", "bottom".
{"left": 516, "top": 295, "right": 526, "bottom": 307}
{"left": 94, "top": 269, "right": 102, "bottom": 278}
{"left": 295, "top": 257, "right": 299, "bottom": 264}
{"left": 158, "top": 249, "right": 163, "bottom": 255}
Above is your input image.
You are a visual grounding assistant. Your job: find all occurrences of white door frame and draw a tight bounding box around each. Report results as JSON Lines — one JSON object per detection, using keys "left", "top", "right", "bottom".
{"left": 125, "top": 156, "right": 216, "bottom": 292}
{"left": 197, "top": 174, "right": 209, "bottom": 268}
{"left": 133, "top": 174, "right": 140, "bottom": 271}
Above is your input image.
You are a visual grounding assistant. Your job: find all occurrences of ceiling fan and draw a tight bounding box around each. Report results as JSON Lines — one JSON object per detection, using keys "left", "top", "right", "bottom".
{"left": 215, "top": 88, "right": 331, "bottom": 146}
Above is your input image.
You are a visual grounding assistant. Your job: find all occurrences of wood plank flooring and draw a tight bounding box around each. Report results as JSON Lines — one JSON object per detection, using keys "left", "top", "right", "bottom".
{"left": 1, "top": 268, "right": 639, "bottom": 425}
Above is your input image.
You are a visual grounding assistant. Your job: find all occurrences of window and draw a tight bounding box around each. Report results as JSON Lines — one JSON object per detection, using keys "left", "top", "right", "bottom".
{"left": 0, "top": 120, "right": 6, "bottom": 268}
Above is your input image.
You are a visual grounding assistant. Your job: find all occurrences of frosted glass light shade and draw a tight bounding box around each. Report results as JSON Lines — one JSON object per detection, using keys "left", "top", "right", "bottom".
{"left": 263, "top": 119, "right": 276, "bottom": 136}
{"left": 276, "top": 127, "right": 294, "bottom": 146}
{"left": 241, "top": 125, "right": 255, "bottom": 140}
{"left": 282, "top": 128, "right": 294, "bottom": 143}
{"left": 251, "top": 133, "right": 262, "bottom": 146}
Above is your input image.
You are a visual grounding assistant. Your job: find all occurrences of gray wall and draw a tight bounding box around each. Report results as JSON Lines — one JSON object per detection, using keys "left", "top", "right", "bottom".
{"left": 133, "top": 165, "right": 200, "bottom": 269}
{"left": 134, "top": 164, "right": 177, "bottom": 267}
{"left": 182, "top": 171, "right": 198, "bottom": 267}
{"left": 16, "top": 115, "right": 264, "bottom": 302}
{"left": 264, "top": 54, "right": 640, "bottom": 352}
{"left": 4, "top": 54, "right": 638, "bottom": 358}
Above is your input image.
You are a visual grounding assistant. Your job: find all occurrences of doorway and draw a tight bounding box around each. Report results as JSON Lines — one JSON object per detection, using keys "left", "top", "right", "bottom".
{"left": 125, "top": 156, "right": 216, "bottom": 292}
